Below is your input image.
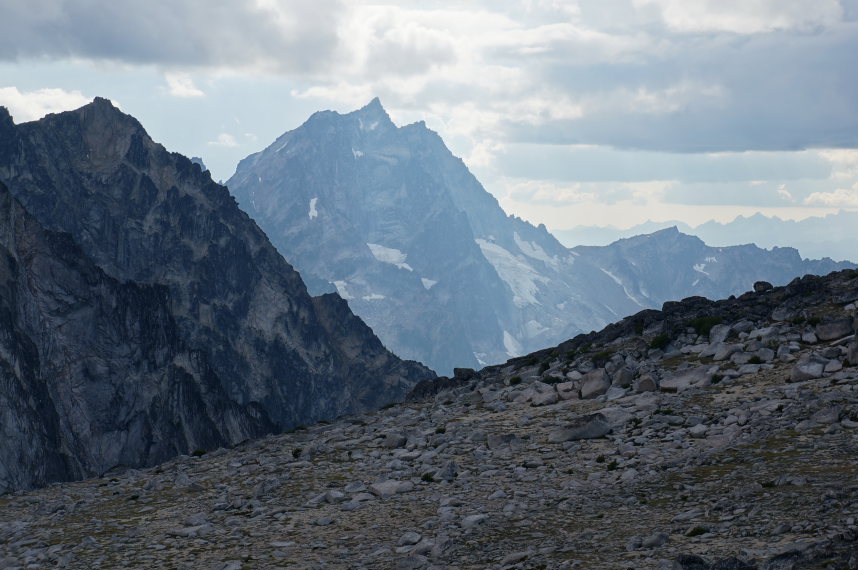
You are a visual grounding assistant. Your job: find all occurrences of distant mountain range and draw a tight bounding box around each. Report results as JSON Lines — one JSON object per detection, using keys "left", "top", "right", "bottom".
{"left": 555, "top": 210, "right": 858, "bottom": 263}
{"left": 227, "top": 99, "right": 856, "bottom": 376}
{"left": 0, "top": 99, "right": 431, "bottom": 492}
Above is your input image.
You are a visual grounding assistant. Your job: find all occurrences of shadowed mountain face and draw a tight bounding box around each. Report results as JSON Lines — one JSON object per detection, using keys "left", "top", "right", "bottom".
{"left": 227, "top": 100, "right": 855, "bottom": 376}
{"left": 0, "top": 100, "right": 432, "bottom": 492}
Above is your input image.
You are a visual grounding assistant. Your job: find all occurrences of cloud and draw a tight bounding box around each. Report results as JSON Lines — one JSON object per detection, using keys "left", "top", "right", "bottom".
{"left": 804, "top": 184, "right": 858, "bottom": 207}
{"left": 165, "top": 73, "right": 204, "bottom": 98}
{"left": 0, "top": 86, "right": 90, "bottom": 122}
{"left": 207, "top": 133, "right": 238, "bottom": 148}
{"left": 634, "top": 0, "right": 844, "bottom": 34}
{"left": 0, "top": 0, "right": 345, "bottom": 74}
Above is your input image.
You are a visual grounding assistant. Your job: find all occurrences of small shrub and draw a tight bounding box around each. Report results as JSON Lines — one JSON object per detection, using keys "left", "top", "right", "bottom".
{"left": 595, "top": 455, "right": 606, "bottom": 463}
{"left": 606, "top": 460, "right": 618, "bottom": 471}
{"left": 807, "top": 316, "right": 821, "bottom": 325}
{"left": 711, "top": 374, "right": 725, "bottom": 384}
{"left": 527, "top": 357, "right": 539, "bottom": 366}
{"left": 538, "top": 362, "right": 550, "bottom": 374}
{"left": 381, "top": 402, "right": 397, "bottom": 410}
{"left": 686, "top": 316, "right": 723, "bottom": 336}
{"left": 292, "top": 448, "right": 302, "bottom": 459}
{"left": 748, "top": 355, "right": 763, "bottom": 364}
{"left": 634, "top": 321, "right": 645, "bottom": 335}
{"left": 191, "top": 448, "right": 207, "bottom": 457}
{"left": 654, "top": 408, "right": 674, "bottom": 415}
{"left": 543, "top": 376, "right": 563, "bottom": 385}
{"left": 761, "top": 480, "right": 776, "bottom": 488}
{"left": 435, "top": 426, "right": 446, "bottom": 434}
{"left": 509, "top": 376, "right": 522, "bottom": 386}
{"left": 649, "top": 333, "right": 671, "bottom": 351}
{"left": 592, "top": 350, "right": 613, "bottom": 365}
{"left": 421, "top": 473, "right": 434, "bottom": 483}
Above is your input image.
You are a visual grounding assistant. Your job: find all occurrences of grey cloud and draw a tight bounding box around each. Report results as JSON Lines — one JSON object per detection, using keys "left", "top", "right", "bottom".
{"left": 496, "top": 144, "right": 831, "bottom": 183}
{"left": 0, "top": 0, "right": 345, "bottom": 73}
{"left": 501, "top": 22, "right": 858, "bottom": 152}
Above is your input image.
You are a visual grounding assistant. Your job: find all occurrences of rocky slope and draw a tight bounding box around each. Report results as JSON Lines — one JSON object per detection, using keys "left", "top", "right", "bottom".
{"left": 0, "top": 100, "right": 432, "bottom": 492}
{"left": 227, "top": 99, "right": 854, "bottom": 376}
{"left": 3, "top": 270, "right": 856, "bottom": 569}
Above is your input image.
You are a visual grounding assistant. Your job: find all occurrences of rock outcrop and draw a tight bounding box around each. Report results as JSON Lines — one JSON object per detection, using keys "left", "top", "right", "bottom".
{"left": 0, "top": 100, "right": 432, "bottom": 492}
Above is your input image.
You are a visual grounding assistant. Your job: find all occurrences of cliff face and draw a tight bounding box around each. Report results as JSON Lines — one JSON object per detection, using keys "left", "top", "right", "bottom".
{"left": 0, "top": 101, "right": 432, "bottom": 492}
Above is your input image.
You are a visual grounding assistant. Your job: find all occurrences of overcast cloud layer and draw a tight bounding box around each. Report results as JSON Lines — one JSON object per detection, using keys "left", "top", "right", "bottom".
{"left": 1, "top": 0, "right": 857, "bottom": 230}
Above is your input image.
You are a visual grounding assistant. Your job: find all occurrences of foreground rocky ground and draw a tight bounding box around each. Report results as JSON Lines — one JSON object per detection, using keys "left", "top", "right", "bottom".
{"left": 2, "top": 271, "right": 858, "bottom": 569}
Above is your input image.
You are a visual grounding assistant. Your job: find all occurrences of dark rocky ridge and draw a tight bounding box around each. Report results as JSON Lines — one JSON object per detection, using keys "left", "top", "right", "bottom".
{"left": 0, "top": 100, "right": 432, "bottom": 492}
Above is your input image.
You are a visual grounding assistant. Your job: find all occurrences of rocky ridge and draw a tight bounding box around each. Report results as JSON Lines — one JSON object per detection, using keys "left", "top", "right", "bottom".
{"left": 2, "top": 270, "right": 857, "bottom": 568}
{"left": 0, "top": 100, "right": 432, "bottom": 492}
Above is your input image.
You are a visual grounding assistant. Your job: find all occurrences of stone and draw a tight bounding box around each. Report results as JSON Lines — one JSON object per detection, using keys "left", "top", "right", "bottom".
{"left": 642, "top": 531, "right": 669, "bottom": 548}
{"left": 815, "top": 318, "right": 854, "bottom": 341}
{"left": 790, "top": 355, "right": 827, "bottom": 381}
{"left": 580, "top": 369, "right": 611, "bottom": 399}
{"left": 612, "top": 367, "right": 635, "bottom": 388}
{"left": 634, "top": 374, "right": 657, "bottom": 393}
{"left": 713, "top": 343, "right": 743, "bottom": 361}
{"left": 754, "top": 280, "right": 774, "bottom": 292}
{"left": 370, "top": 480, "right": 413, "bottom": 498}
{"left": 660, "top": 367, "right": 712, "bottom": 393}
{"left": 398, "top": 531, "right": 422, "bottom": 546}
{"left": 461, "top": 514, "right": 488, "bottom": 530}
{"left": 848, "top": 340, "right": 858, "bottom": 365}
{"left": 709, "top": 324, "right": 732, "bottom": 345}
{"left": 547, "top": 413, "right": 611, "bottom": 442}
{"left": 531, "top": 390, "right": 559, "bottom": 407}
{"left": 384, "top": 433, "right": 408, "bottom": 448}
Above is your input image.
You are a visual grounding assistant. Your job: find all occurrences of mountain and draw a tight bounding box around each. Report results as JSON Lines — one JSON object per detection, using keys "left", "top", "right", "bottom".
{"left": 0, "top": 99, "right": 432, "bottom": 492}
{"left": 570, "top": 227, "right": 855, "bottom": 307}
{"left": 227, "top": 99, "right": 855, "bottom": 376}
{"left": 5, "top": 268, "right": 858, "bottom": 568}
{"left": 555, "top": 210, "right": 858, "bottom": 263}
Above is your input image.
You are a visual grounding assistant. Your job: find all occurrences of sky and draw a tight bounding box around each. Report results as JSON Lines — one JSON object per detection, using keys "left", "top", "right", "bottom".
{"left": 1, "top": 0, "right": 857, "bottom": 231}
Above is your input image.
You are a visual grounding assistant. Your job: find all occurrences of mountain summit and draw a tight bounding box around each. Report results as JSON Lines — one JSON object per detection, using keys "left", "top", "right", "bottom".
{"left": 228, "top": 100, "right": 855, "bottom": 376}
{"left": 0, "top": 99, "right": 432, "bottom": 491}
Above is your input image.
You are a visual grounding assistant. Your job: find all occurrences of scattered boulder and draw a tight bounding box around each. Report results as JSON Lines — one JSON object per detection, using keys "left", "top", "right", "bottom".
{"left": 580, "top": 369, "right": 611, "bottom": 399}
{"left": 815, "top": 318, "right": 854, "bottom": 341}
{"left": 547, "top": 413, "right": 611, "bottom": 442}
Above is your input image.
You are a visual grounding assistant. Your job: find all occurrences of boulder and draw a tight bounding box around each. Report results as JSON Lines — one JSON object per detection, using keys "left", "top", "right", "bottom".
{"left": 580, "top": 369, "right": 611, "bottom": 399}
{"left": 790, "top": 354, "right": 827, "bottom": 382}
{"left": 634, "top": 374, "right": 658, "bottom": 393}
{"left": 815, "top": 318, "right": 854, "bottom": 341}
{"left": 547, "top": 413, "right": 611, "bottom": 442}
{"left": 848, "top": 340, "right": 858, "bottom": 365}
{"left": 709, "top": 324, "right": 732, "bottom": 344}
{"left": 659, "top": 367, "right": 713, "bottom": 393}
{"left": 753, "top": 280, "right": 774, "bottom": 292}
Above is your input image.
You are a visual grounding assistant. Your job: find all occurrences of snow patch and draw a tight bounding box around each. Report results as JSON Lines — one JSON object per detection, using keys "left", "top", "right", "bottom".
{"left": 693, "top": 263, "right": 709, "bottom": 276}
{"left": 524, "top": 320, "right": 548, "bottom": 338}
{"left": 503, "top": 331, "right": 523, "bottom": 357}
{"left": 600, "top": 268, "right": 645, "bottom": 307}
{"left": 473, "top": 353, "right": 488, "bottom": 367}
{"left": 362, "top": 293, "right": 385, "bottom": 301}
{"left": 705, "top": 256, "right": 717, "bottom": 263}
{"left": 692, "top": 279, "right": 700, "bottom": 287}
{"left": 514, "top": 232, "right": 557, "bottom": 267}
{"left": 275, "top": 141, "right": 288, "bottom": 153}
{"left": 476, "top": 239, "right": 546, "bottom": 307}
{"left": 352, "top": 148, "right": 363, "bottom": 158}
{"left": 308, "top": 197, "right": 318, "bottom": 220}
{"left": 358, "top": 118, "right": 379, "bottom": 131}
{"left": 367, "top": 243, "right": 413, "bottom": 271}
{"left": 333, "top": 281, "right": 353, "bottom": 300}
{"left": 421, "top": 278, "right": 437, "bottom": 290}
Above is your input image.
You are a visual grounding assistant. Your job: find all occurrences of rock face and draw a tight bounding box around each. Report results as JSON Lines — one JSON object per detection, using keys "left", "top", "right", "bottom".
{"left": 2, "top": 269, "right": 857, "bottom": 569}
{"left": 227, "top": 99, "right": 854, "bottom": 375}
{"left": 0, "top": 100, "right": 432, "bottom": 492}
